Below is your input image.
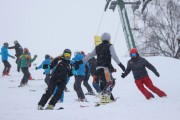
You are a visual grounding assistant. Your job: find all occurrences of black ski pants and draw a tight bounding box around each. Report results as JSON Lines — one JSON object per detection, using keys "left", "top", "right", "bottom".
{"left": 21, "top": 67, "right": 30, "bottom": 84}
{"left": 74, "top": 75, "right": 85, "bottom": 99}
{"left": 38, "top": 74, "right": 67, "bottom": 107}
{"left": 83, "top": 73, "right": 93, "bottom": 92}
{"left": 96, "top": 68, "right": 114, "bottom": 100}
{"left": 45, "top": 74, "right": 51, "bottom": 86}
{"left": 2, "top": 60, "right": 11, "bottom": 74}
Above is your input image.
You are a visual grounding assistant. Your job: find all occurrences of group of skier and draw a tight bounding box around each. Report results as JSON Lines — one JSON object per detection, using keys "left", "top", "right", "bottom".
{"left": 1, "top": 32, "right": 167, "bottom": 110}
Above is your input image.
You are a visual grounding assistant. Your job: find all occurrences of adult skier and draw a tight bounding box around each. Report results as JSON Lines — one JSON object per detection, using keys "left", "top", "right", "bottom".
{"left": 121, "top": 48, "right": 167, "bottom": 100}
{"left": 1, "top": 42, "right": 15, "bottom": 76}
{"left": 76, "top": 32, "right": 125, "bottom": 103}
{"left": 38, "top": 49, "right": 73, "bottom": 110}
{"left": 8, "top": 40, "right": 23, "bottom": 64}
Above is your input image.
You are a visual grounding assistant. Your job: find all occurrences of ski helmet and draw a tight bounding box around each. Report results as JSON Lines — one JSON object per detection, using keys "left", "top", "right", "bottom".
{"left": 74, "top": 50, "right": 81, "bottom": 56}
{"left": 24, "top": 48, "right": 29, "bottom": 53}
{"left": 4, "top": 42, "right": 9, "bottom": 47}
{"left": 63, "top": 49, "right": 71, "bottom": 59}
{"left": 45, "top": 54, "right": 50, "bottom": 59}
{"left": 101, "top": 32, "right": 111, "bottom": 42}
{"left": 130, "top": 48, "right": 138, "bottom": 55}
{"left": 14, "top": 40, "right": 18, "bottom": 44}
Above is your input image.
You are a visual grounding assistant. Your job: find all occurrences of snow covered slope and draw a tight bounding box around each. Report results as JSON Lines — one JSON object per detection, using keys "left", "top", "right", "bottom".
{"left": 0, "top": 56, "right": 180, "bottom": 120}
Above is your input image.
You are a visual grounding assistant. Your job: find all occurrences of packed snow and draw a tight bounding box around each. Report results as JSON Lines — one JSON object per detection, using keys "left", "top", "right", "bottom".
{"left": 0, "top": 56, "right": 180, "bottom": 120}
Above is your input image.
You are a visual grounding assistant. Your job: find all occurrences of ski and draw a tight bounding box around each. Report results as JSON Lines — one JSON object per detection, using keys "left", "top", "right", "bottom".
{"left": 95, "top": 97, "right": 120, "bottom": 107}
{"left": 80, "top": 105, "right": 89, "bottom": 108}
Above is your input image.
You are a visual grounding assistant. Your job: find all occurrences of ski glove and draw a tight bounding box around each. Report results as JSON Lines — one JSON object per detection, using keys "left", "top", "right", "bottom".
{"left": 155, "top": 72, "right": 160, "bottom": 77}
{"left": 118, "top": 62, "right": 125, "bottom": 72}
{"left": 121, "top": 73, "right": 126, "bottom": 78}
{"left": 74, "top": 60, "right": 83, "bottom": 70}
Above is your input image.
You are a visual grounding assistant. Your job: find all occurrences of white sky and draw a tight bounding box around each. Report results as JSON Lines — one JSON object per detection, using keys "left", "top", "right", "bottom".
{"left": 0, "top": 0, "right": 129, "bottom": 60}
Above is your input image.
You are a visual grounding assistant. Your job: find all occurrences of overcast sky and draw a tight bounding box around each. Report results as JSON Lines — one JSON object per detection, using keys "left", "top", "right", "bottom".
{"left": 0, "top": 0, "right": 129, "bottom": 60}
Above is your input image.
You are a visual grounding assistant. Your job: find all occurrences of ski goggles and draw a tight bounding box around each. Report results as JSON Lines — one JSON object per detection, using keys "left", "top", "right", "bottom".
{"left": 131, "top": 53, "right": 137, "bottom": 57}
{"left": 64, "top": 53, "right": 71, "bottom": 59}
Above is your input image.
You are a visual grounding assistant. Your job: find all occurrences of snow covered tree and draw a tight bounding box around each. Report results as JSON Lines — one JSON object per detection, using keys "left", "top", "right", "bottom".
{"left": 134, "top": 0, "right": 180, "bottom": 57}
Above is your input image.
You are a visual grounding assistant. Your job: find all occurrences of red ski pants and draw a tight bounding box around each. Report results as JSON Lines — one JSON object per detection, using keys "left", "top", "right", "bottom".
{"left": 135, "top": 76, "right": 167, "bottom": 99}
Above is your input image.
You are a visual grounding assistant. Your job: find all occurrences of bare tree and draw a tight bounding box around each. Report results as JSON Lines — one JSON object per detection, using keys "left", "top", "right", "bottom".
{"left": 135, "top": 0, "right": 180, "bottom": 57}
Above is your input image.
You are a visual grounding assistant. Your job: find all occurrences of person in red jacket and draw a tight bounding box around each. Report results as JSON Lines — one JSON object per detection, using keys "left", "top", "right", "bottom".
{"left": 121, "top": 48, "right": 167, "bottom": 100}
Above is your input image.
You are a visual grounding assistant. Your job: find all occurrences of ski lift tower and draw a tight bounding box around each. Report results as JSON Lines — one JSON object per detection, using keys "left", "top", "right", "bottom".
{"left": 104, "top": 0, "right": 141, "bottom": 51}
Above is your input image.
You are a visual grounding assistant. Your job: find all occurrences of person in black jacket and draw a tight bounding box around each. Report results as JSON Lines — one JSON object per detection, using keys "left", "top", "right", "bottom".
{"left": 81, "top": 32, "right": 125, "bottom": 103}
{"left": 121, "top": 48, "right": 167, "bottom": 100}
{"left": 8, "top": 40, "right": 23, "bottom": 64}
{"left": 38, "top": 49, "right": 73, "bottom": 110}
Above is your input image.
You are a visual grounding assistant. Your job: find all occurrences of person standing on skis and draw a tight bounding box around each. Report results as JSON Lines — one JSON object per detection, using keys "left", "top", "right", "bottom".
{"left": 76, "top": 32, "right": 125, "bottom": 103}
{"left": 17, "top": 48, "right": 37, "bottom": 86}
{"left": 121, "top": 48, "right": 167, "bottom": 100}
{"left": 8, "top": 40, "right": 23, "bottom": 64}
{"left": 38, "top": 49, "right": 73, "bottom": 110}
{"left": 1, "top": 42, "right": 15, "bottom": 76}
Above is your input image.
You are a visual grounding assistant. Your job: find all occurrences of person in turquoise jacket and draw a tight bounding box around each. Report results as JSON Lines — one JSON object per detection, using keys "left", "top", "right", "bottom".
{"left": 35, "top": 54, "right": 52, "bottom": 86}
{"left": 71, "top": 51, "right": 87, "bottom": 102}
{"left": 0, "top": 42, "right": 15, "bottom": 76}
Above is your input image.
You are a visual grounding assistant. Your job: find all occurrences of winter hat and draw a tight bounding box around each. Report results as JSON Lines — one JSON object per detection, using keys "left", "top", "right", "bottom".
{"left": 14, "top": 40, "right": 18, "bottom": 44}
{"left": 129, "top": 48, "right": 138, "bottom": 55}
{"left": 4, "top": 42, "right": 9, "bottom": 47}
{"left": 101, "top": 32, "right": 111, "bottom": 42}
{"left": 24, "top": 48, "right": 29, "bottom": 53}
{"left": 63, "top": 49, "right": 71, "bottom": 55}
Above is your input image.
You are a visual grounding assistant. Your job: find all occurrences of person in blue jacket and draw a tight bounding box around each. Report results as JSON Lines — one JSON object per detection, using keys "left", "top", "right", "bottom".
{"left": 71, "top": 51, "right": 87, "bottom": 102}
{"left": 0, "top": 42, "right": 15, "bottom": 76}
{"left": 35, "top": 54, "right": 52, "bottom": 86}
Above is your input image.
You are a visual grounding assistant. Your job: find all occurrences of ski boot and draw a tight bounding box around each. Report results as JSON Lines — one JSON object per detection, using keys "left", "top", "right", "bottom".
{"left": 37, "top": 105, "right": 44, "bottom": 110}
{"left": 46, "top": 104, "right": 54, "bottom": 110}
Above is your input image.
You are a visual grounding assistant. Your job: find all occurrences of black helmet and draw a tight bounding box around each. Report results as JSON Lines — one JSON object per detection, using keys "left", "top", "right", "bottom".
{"left": 63, "top": 49, "right": 71, "bottom": 55}
{"left": 4, "top": 42, "right": 9, "bottom": 47}
{"left": 14, "top": 40, "right": 18, "bottom": 44}
{"left": 45, "top": 54, "right": 50, "bottom": 59}
{"left": 63, "top": 49, "right": 71, "bottom": 59}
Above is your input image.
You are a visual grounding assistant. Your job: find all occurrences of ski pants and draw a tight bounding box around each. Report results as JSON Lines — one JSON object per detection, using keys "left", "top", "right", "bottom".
{"left": 21, "top": 67, "right": 30, "bottom": 84}
{"left": 83, "top": 73, "right": 93, "bottom": 92}
{"left": 38, "top": 74, "right": 67, "bottom": 107}
{"left": 96, "top": 67, "right": 114, "bottom": 100}
{"left": 2, "top": 60, "right": 11, "bottom": 74}
{"left": 45, "top": 74, "right": 51, "bottom": 86}
{"left": 135, "top": 76, "right": 167, "bottom": 99}
{"left": 74, "top": 75, "right": 85, "bottom": 99}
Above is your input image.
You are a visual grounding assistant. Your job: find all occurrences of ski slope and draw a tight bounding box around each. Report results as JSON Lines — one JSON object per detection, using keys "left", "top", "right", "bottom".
{"left": 0, "top": 56, "right": 180, "bottom": 120}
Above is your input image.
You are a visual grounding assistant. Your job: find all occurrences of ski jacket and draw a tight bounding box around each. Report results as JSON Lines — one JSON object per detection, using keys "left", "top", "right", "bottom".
{"left": 50, "top": 56, "right": 73, "bottom": 78}
{"left": 36, "top": 58, "right": 52, "bottom": 75}
{"left": 123, "top": 56, "right": 159, "bottom": 80}
{"left": 84, "top": 41, "right": 121, "bottom": 69}
{"left": 1, "top": 46, "right": 13, "bottom": 61}
{"left": 18, "top": 53, "right": 37, "bottom": 68}
{"left": 8, "top": 43, "right": 23, "bottom": 57}
{"left": 72, "top": 53, "right": 86, "bottom": 76}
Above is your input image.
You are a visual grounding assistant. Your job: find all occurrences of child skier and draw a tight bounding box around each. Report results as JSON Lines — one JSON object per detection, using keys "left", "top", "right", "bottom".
{"left": 17, "top": 48, "right": 37, "bottom": 87}
{"left": 121, "top": 48, "right": 167, "bottom": 100}
{"left": 35, "top": 54, "right": 52, "bottom": 86}
{"left": 72, "top": 51, "right": 88, "bottom": 102}
{"left": 38, "top": 49, "right": 73, "bottom": 110}
{"left": 1, "top": 42, "right": 15, "bottom": 76}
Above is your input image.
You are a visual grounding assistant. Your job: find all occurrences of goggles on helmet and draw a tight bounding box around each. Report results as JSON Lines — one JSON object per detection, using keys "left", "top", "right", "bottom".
{"left": 64, "top": 53, "right": 71, "bottom": 59}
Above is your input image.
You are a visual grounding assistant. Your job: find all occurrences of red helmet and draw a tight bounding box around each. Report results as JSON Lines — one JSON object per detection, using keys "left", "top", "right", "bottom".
{"left": 24, "top": 48, "right": 29, "bottom": 53}
{"left": 129, "top": 48, "right": 138, "bottom": 55}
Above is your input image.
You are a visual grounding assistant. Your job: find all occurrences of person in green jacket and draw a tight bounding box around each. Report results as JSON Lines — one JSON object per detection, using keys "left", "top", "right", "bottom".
{"left": 17, "top": 48, "right": 37, "bottom": 87}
